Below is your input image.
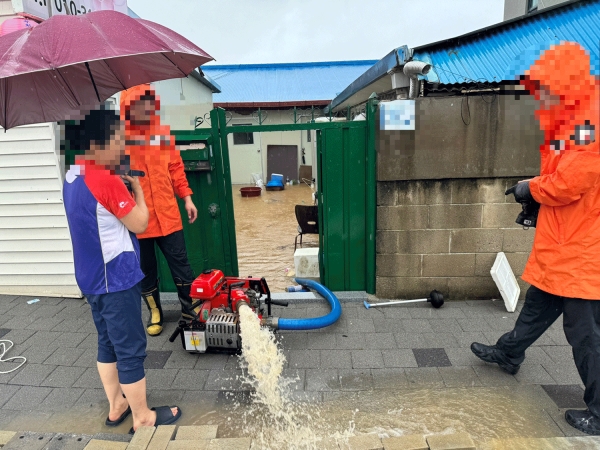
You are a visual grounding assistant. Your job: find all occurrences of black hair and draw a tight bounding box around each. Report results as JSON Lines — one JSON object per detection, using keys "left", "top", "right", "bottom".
{"left": 61, "top": 107, "right": 121, "bottom": 168}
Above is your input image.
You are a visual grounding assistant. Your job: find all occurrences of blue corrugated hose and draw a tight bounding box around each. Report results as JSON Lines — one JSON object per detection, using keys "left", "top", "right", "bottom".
{"left": 276, "top": 278, "right": 342, "bottom": 330}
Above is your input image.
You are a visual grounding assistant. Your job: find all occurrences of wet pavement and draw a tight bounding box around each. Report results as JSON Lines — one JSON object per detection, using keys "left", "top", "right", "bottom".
{"left": 233, "top": 183, "right": 318, "bottom": 292}
{"left": 0, "top": 293, "right": 594, "bottom": 447}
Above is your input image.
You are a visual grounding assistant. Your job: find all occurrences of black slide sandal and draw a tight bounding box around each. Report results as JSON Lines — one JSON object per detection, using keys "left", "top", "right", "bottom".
{"left": 129, "top": 405, "right": 182, "bottom": 434}
{"left": 105, "top": 406, "right": 131, "bottom": 427}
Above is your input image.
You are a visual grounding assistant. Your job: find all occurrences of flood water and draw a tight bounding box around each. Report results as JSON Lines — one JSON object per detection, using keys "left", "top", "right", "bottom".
{"left": 232, "top": 184, "right": 318, "bottom": 292}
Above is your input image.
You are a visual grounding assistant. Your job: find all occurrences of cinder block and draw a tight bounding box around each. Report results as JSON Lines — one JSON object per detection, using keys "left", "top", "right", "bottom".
{"left": 398, "top": 230, "right": 451, "bottom": 254}
{"left": 377, "top": 254, "right": 421, "bottom": 277}
{"left": 166, "top": 441, "right": 208, "bottom": 450}
{"left": 502, "top": 229, "right": 535, "bottom": 253}
{"left": 503, "top": 178, "right": 529, "bottom": 202}
{"left": 426, "top": 432, "right": 476, "bottom": 449}
{"left": 396, "top": 180, "right": 428, "bottom": 205}
{"left": 0, "top": 431, "right": 15, "bottom": 446}
{"left": 429, "top": 205, "right": 482, "bottom": 230}
{"left": 147, "top": 425, "right": 176, "bottom": 450}
{"left": 84, "top": 440, "right": 128, "bottom": 450}
{"left": 376, "top": 231, "right": 400, "bottom": 254}
{"left": 127, "top": 426, "right": 155, "bottom": 450}
{"left": 175, "top": 426, "right": 218, "bottom": 441}
{"left": 294, "top": 247, "right": 320, "bottom": 278}
{"left": 207, "top": 438, "right": 252, "bottom": 450}
{"left": 505, "top": 252, "right": 530, "bottom": 276}
{"left": 378, "top": 206, "right": 429, "bottom": 230}
{"left": 482, "top": 203, "right": 523, "bottom": 228}
{"left": 346, "top": 434, "right": 384, "bottom": 450}
{"left": 376, "top": 277, "right": 449, "bottom": 300}
{"left": 377, "top": 182, "right": 397, "bottom": 206}
{"left": 422, "top": 254, "right": 475, "bottom": 277}
{"left": 381, "top": 434, "right": 428, "bottom": 450}
{"left": 450, "top": 229, "right": 503, "bottom": 253}
{"left": 451, "top": 179, "right": 506, "bottom": 204}
{"left": 474, "top": 253, "right": 497, "bottom": 277}
{"left": 448, "top": 277, "right": 498, "bottom": 300}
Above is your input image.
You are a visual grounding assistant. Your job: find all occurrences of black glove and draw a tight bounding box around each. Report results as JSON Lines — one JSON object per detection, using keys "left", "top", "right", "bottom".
{"left": 505, "top": 181, "right": 533, "bottom": 203}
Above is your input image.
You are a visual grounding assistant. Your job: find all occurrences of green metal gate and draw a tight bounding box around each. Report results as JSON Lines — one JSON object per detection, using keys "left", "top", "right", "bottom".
{"left": 158, "top": 101, "right": 377, "bottom": 294}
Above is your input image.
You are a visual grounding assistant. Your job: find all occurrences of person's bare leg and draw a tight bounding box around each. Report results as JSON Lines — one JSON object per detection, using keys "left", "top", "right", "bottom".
{"left": 97, "top": 362, "right": 129, "bottom": 421}
{"left": 120, "top": 377, "right": 178, "bottom": 431}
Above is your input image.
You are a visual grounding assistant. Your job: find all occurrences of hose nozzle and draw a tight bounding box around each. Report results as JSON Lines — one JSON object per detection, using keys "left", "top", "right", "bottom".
{"left": 260, "top": 316, "right": 279, "bottom": 330}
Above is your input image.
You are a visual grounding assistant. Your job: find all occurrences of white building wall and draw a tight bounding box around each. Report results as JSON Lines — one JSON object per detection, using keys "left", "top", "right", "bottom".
{"left": 227, "top": 109, "right": 317, "bottom": 185}
{"left": 153, "top": 76, "right": 213, "bottom": 131}
{"left": 0, "top": 123, "right": 80, "bottom": 298}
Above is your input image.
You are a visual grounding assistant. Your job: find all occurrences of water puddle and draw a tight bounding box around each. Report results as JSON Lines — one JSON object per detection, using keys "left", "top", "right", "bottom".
{"left": 233, "top": 184, "right": 318, "bottom": 292}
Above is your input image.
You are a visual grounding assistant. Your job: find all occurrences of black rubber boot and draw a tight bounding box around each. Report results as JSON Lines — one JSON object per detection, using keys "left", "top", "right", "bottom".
{"left": 565, "top": 409, "right": 600, "bottom": 435}
{"left": 175, "top": 279, "right": 200, "bottom": 321}
{"left": 142, "top": 286, "right": 164, "bottom": 336}
{"left": 471, "top": 342, "right": 521, "bottom": 375}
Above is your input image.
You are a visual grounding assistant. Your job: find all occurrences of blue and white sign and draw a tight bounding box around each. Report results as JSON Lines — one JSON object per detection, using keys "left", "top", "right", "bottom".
{"left": 380, "top": 100, "right": 416, "bottom": 131}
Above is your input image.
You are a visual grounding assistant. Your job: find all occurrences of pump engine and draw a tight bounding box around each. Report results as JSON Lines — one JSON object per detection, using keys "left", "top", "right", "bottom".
{"left": 169, "top": 269, "right": 288, "bottom": 353}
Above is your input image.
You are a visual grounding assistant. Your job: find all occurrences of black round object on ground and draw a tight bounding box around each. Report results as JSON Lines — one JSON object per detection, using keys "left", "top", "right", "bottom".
{"left": 428, "top": 290, "right": 444, "bottom": 308}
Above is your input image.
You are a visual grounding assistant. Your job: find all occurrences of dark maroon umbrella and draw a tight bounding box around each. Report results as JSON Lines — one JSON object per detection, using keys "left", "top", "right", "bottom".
{"left": 0, "top": 10, "right": 213, "bottom": 129}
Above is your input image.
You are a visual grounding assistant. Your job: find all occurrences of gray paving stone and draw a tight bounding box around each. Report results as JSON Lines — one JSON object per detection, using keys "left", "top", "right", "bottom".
{"left": 345, "top": 318, "right": 375, "bottom": 333}
{"left": 305, "top": 333, "right": 337, "bottom": 349}
{"left": 145, "top": 368, "right": 179, "bottom": 390}
{"left": 370, "top": 317, "right": 404, "bottom": 333}
{"left": 52, "top": 332, "right": 90, "bottom": 349}
{"left": 529, "top": 332, "right": 557, "bottom": 346}
{"left": 278, "top": 332, "right": 309, "bottom": 350}
{"left": 171, "top": 369, "right": 209, "bottom": 390}
{"left": 71, "top": 348, "right": 97, "bottom": 368}
{"left": 72, "top": 367, "right": 102, "bottom": 389}
{"left": 541, "top": 385, "right": 586, "bottom": 408}
{"left": 444, "top": 347, "right": 483, "bottom": 367}
{"left": 24, "top": 316, "right": 66, "bottom": 332}
{"left": 450, "top": 331, "right": 491, "bottom": 347}
{"left": 146, "top": 389, "right": 185, "bottom": 405}
{"left": 0, "top": 384, "right": 19, "bottom": 408}
{"left": 17, "top": 345, "right": 54, "bottom": 364}
{"left": 371, "top": 368, "right": 409, "bottom": 389}
{"left": 542, "top": 362, "right": 583, "bottom": 385}
{"left": 542, "top": 346, "right": 574, "bottom": 364}
{"left": 457, "top": 318, "right": 491, "bottom": 332}
{"left": 7, "top": 363, "right": 55, "bottom": 386}
{"left": 417, "top": 333, "right": 460, "bottom": 349}
{"left": 145, "top": 350, "right": 173, "bottom": 369}
{"left": 20, "top": 331, "right": 63, "bottom": 349}
{"left": 393, "top": 332, "right": 424, "bottom": 349}
{"left": 412, "top": 348, "right": 451, "bottom": 368}
{"left": 41, "top": 366, "right": 86, "bottom": 388}
{"left": 427, "top": 318, "right": 463, "bottom": 333}
{"left": 56, "top": 318, "right": 95, "bottom": 333}
{"left": 0, "top": 329, "right": 36, "bottom": 347}
{"left": 76, "top": 334, "right": 99, "bottom": 349}
{"left": 472, "top": 365, "right": 518, "bottom": 386}
{"left": 194, "top": 354, "right": 230, "bottom": 370}
{"left": 162, "top": 349, "right": 199, "bottom": 369}
{"left": 38, "top": 387, "right": 85, "bottom": 411}
{"left": 305, "top": 369, "right": 340, "bottom": 391}
{"left": 1, "top": 315, "right": 39, "bottom": 331}
{"left": 3, "top": 386, "right": 53, "bottom": 409}
{"left": 404, "top": 367, "right": 444, "bottom": 387}
{"left": 375, "top": 307, "right": 412, "bottom": 319}
{"left": 320, "top": 350, "right": 352, "bottom": 369}
{"left": 351, "top": 350, "right": 384, "bottom": 369}
{"left": 335, "top": 334, "right": 367, "bottom": 350}
{"left": 381, "top": 349, "right": 418, "bottom": 368}
{"left": 339, "top": 369, "right": 373, "bottom": 391}
{"left": 0, "top": 327, "right": 11, "bottom": 338}
{"left": 72, "top": 388, "right": 107, "bottom": 409}
{"left": 43, "top": 347, "right": 85, "bottom": 366}
{"left": 90, "top": 433, "right": 131, "bottom": 443}
{"left": 514, "top": 363, "right": 555, "bottom": 385}
{"left": 398, "top": 319, "right": 433, "bottom": 333}
{"left": 204, "top": 369, "right": 248, "bottom": 391}
{"left": 523, "top": 347, "right": 554, "bottom": 366}
{"left": 439, "top": 366, "right": 482, "bottom": 387}
{"left": 287, "top": 349, "right": 321, "bottom": 369}
{"left": 362, "top": 332, "right": 398, "bottom": 350}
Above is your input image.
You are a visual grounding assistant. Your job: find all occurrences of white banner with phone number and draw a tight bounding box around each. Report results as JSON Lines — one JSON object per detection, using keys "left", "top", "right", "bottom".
{"left": 12, "top": 0, "right": 128, "bottom": 20}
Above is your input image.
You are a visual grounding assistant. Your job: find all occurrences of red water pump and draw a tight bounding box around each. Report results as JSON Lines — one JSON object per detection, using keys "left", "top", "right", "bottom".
{"left": 169, "top": 269, "right": 288, "bottom": 353}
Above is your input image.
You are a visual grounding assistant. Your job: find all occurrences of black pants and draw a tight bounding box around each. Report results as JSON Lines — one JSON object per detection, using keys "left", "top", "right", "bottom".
{"left": 497, "top": 285, "right": 600, "bottom": 417}
{"left": 138, "top": 230, "right": 195, "bottom": 315}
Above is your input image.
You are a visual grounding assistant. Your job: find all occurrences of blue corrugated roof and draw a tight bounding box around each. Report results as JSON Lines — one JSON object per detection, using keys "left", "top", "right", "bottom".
{"left": 202, "top": 61, "right": 378, "bottom": 103}
{"left": 414, "top": 0, "right": 600, "bottom": 84}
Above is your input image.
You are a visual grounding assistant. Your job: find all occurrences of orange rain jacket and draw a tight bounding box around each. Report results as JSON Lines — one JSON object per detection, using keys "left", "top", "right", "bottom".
{"left": 521, "top": 42, "right": 600, "bottom": 299}
{"left": 120, "top": 85, "right": 193, "bottom": 239}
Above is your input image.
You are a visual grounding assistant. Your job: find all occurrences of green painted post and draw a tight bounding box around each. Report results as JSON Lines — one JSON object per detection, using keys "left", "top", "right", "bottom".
{"left": 365, "top": 95, "right": 378, "bottom": 294}
{"left": 217, "top": 108, "right": 239, "bottom": 276}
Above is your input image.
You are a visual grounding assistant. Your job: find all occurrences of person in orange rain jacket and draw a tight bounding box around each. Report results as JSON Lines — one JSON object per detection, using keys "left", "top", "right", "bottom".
{"left": 471, "top": 42, "right": 600, "bottom": 435}
{"left": 120, "top": 85, "right": 199, "bottom": 337}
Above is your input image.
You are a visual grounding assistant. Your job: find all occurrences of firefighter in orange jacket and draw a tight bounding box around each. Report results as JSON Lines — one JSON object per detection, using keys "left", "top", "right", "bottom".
{"left": 471, "top": 42, "right": 600, "bottom": 434}
{"left": 120, "top": 85, "right": 198, "bottom": 336}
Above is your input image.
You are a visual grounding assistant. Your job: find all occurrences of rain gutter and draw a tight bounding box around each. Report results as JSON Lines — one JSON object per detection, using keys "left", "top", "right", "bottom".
{"left": 325, "top": 46, "right": 410, "bottom": 113}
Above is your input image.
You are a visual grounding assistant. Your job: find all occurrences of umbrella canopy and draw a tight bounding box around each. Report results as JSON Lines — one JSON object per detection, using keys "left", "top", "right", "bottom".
{"left": 0, "top": 10, "right": 213, "bottom": 129}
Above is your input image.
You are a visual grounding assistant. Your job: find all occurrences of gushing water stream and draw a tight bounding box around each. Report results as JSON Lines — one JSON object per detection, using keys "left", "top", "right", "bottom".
{"left": 237, "top": 305, "right": 330, "bottom": 449}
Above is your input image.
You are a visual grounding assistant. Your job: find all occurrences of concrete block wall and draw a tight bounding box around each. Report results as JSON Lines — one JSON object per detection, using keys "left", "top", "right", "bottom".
{"left": 376, "top": 178, "right": 534, "bottom": 300}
